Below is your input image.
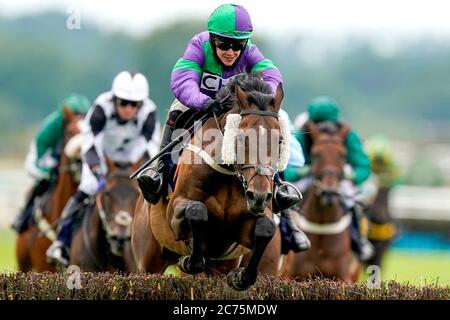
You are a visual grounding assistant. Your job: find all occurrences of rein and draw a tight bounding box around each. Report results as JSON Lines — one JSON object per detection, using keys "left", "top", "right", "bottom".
{"left": 231, "top": 108, "right": 280, "bottom": 193}
{"left": 185, "top": 107, "right": 282, "bottom": 194}
{"left": 95, "top": 170, "right": 134, "bottom": 247}
{"left": 300, "top": 125, "right": 351, "bottom": 235}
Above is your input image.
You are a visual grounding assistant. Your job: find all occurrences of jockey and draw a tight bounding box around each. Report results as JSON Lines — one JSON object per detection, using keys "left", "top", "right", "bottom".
{"left": 46, "top": 71, "right": 160, "bottom": 267}
{"left": 361, "top": 135, "right": 401, "bottom": 244}
{"left": 137, "top": 3, "right": 302, "bottom": 218}
{"left": 291, "top": 96, "right": 375, "bottom": 261}
{"left": 356, "top": 135, "right": 403, "bottom": 209}
{"left": 365, "top": 134, "right": 402, "bottom": 189}
{"left": 11, "top": 94, "right": 91, "bottom": 234}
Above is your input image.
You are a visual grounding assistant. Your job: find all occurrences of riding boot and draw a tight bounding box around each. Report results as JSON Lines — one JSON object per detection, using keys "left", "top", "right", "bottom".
{"left": 137, "top": 122, "right": 175, "bottom": 204}
{"left": 46, "top": 192, "right": 87, "bottom": 267}
{"left": 282, "top": 209, "right": 311, "bottom": 252}
{"left": 350, "top": 204, "right": 375, "bottom": 262}
{"left": 273, "top": 176, "right": 303, "bottom": 213}
{"left": 11, "top": 179, "right": 50, "bottom": 233}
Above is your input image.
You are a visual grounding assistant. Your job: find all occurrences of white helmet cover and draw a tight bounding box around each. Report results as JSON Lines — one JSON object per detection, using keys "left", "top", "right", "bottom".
{"left": 112, "top": 71, "right": 149, "bottom": 101}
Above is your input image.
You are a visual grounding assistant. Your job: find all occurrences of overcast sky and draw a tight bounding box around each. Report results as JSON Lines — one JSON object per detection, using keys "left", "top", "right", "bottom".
{"left": 1, "top": 0, "right": 450, "bottom": 37}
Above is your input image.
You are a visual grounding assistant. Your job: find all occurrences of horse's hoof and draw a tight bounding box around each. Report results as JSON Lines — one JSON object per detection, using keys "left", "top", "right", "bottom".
{"left": 226, "top": 267, "right": 255, "bottom": 291}
{"left": 178, "top": 256, "right": 205, "bottom": 274}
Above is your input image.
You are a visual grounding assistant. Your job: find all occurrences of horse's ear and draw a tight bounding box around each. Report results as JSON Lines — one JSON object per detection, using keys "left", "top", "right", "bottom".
{"left": 62, "top": 105, "right": 75, "bottom": 123}
{"left": 305, "top": 121, "right": 320, "bottom": 141}
{"left": 274, "top": 83, "right": 284, "bottom": 110}
{"left": 105, "top": 156, "right": 117, "bottom": 173}
{"left": 235, "top": 83, "right": 249, "bottom": 109}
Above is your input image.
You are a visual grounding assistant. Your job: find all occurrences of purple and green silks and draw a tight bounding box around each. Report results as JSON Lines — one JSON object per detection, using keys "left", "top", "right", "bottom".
{"left": 171, "top": 31, "right": 282, "bottom": 110}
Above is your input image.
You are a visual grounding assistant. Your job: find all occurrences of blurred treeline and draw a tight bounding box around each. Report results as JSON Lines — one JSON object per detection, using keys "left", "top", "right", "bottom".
{"left": 1, "top": 12, "right": 450, "bottom": 157}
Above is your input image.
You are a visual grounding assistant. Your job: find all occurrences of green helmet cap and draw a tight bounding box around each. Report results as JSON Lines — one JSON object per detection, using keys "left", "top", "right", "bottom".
{"left": 60, "top": 93, "right": 91, "bottom": 114}
{"left": 207, "top": 4, "right": 253, "bottom": 39}
{"left": 308, "top": 96, "right": 341, "bottom": 122}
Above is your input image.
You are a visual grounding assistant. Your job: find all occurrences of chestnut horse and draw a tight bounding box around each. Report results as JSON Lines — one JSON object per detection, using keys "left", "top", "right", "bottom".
{"left": 16, "top": 107, "right": 84, "bottom": 272}
{"left": 132, "top": 74, "right": 288, "bottom": 290}
{"left": 70, "top": 158, "right": 141, "bottom": 272}
{"left": 281, "top": 121, "right": 361, "bottom": 282}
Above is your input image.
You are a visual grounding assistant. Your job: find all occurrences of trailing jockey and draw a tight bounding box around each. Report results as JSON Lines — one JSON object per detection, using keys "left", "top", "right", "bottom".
{"left": 12, "top": 94, "right": 90, "bottom": 234}
{"left": 292, "top": 96, "right": 375, "bottom": 261}
{"left": 46, "top": 71, "right": 160, "bottom": 267}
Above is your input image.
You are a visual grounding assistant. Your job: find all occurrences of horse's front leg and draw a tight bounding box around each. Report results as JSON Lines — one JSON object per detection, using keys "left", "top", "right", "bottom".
{"left": 174, "top": 200, "right": 208, "bottom": 274}
{"left": 227, "top": 216, "right": 275, "bottom": 291}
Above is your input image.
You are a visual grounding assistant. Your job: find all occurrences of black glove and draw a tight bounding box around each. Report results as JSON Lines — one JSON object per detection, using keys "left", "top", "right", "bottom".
{"left": 202, "top": 99, "right": 225, "bottom": 116}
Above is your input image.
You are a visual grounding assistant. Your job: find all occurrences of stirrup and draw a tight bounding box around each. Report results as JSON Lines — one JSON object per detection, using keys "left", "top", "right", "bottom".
{"left": 137, "top": 167, "right": 164, "bottom": 204}
{"left": 274, "top": 182, "right": 303, "bottom": 212}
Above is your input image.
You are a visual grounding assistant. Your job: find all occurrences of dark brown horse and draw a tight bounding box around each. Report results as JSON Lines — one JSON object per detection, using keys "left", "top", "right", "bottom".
{"left": 365, "top": 186, "right": 396, "bottom": 267}
{"left": 132, "top": 74, "right": 287, "bottom": 290}
{"left": 70, "top": 158, "right": 141, "bottom": 272}
{"left": 281, "top": 121, "right": 360, "bottom": 283}
{"left": 16, "top": 107, "right": 83, "bottom": 272}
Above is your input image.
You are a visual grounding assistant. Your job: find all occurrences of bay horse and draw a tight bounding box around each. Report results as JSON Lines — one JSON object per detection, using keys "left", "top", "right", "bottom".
{"left": 281, "top": 121, "right": 361, "bottom": 283}
{"left": 16, "top": 107, "right": 84, "bottom": 272}
{"left": 70, "top": 158, "right": 141, "bottom": 272}
{"left": 132, "top": 74, "right": 289, "bottom": 290}
{"left": 365, "top": 186, "right": 396, "bottom": 267}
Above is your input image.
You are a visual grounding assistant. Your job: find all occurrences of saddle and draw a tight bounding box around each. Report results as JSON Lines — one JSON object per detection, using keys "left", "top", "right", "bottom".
{"left": 164, "top": 109, "right": 206, "bottom": 195}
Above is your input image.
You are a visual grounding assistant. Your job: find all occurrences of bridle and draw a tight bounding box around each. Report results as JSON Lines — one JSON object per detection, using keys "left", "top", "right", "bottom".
{"left": 312, "top": 172, "right": 342, "bottom": 199}
{"left": 95, "top": 170, "right": 134, "bottom": 250}
{"left": 221, "top": 108, "right": 280, "bottom": 194}
{"left": 310, "top": 138, "right": 345, "bottom": 200}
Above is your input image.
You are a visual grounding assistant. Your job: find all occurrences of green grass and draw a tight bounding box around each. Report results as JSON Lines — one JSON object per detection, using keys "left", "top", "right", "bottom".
{"left": 1, "top": 228, "right": 450, "bottom": 287}
{"left": 0, "top": 228, "right": 16, "bottom": 273}
{"left": 380, "top": 250, "right": 450, "bottom": 286}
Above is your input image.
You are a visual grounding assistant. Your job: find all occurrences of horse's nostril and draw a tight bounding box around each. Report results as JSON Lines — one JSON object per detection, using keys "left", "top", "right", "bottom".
{"left": 247, "top": 191, "right": 271, "bottom": 206}
{"left": 246, "top": 191, "right": 255, "bottom": 201}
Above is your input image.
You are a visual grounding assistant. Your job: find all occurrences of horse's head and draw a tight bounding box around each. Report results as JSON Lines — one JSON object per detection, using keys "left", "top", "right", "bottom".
{"left": 219, "top": 74, "right": 287, "bottom": 216}
{"left": 307, "top": 121, "right": 348, "bottom": 207}
{"left": 96, "top": 157, "right": 140, "bottom": 256}
{"left": 61, "top": 106, "right": 86, "bottom": 182}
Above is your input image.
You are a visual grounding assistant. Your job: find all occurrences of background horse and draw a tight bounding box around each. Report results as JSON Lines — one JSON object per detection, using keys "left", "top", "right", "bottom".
{"left": 132, "top": 74, "right": 287, "bottom": 290}
{"left": 16, "top": 107, "right": 83, "bottom": 272}
{"left": 281, "top": 121, "right": 361, "bottom": 283}
{"left": 70, "top": 158, "right": 141, "bottom": 272}
{"left": 365, "top": 186, "right": 396, "bottom": 267}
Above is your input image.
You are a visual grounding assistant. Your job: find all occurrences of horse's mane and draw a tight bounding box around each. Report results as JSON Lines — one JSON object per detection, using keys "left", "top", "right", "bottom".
{"left": 216, "top": 73, "right": 274, "bottom": 111}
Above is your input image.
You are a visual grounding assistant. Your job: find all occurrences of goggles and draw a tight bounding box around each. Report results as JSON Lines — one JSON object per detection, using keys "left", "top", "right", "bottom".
{"left": 212, "top": 36, "right": 248, "bottom": 51}
{"left": 117, "top": 98, "right": 142, "bottom": 108}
